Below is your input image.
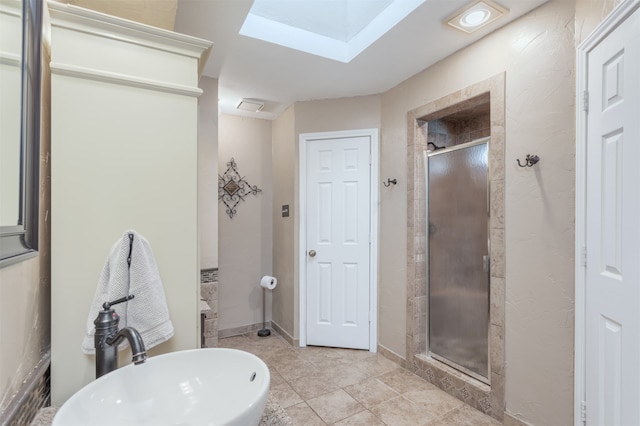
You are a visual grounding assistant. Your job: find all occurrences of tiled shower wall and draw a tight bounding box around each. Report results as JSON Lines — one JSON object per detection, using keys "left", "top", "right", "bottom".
{"left": 405, "top": 74, "right": 505, "bottom": 421}
{"left": 200, "top": 268, "right": 219, "bottom": 348}
{"left": 428, "top": 114, "right": 491, "bottom": 148}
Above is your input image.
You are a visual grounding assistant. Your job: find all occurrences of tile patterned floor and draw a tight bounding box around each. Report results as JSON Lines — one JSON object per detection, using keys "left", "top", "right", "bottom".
{"left": 220, "top": 332, "right": 501, "bottom": 426}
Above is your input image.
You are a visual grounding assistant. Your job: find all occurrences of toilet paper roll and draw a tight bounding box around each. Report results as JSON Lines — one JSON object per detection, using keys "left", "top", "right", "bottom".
{"left": 260, "top": 275, "right": 277, "bottom": 290}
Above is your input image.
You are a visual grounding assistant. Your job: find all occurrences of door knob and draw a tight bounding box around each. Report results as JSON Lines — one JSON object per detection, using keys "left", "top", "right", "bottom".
{"left": 308, "top": 250, "right": 316, "bottom": 258}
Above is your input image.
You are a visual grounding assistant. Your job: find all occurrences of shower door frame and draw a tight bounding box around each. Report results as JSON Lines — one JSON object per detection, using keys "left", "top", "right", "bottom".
{"left": 426, "top": 137, "right": 491, "bottom": 385}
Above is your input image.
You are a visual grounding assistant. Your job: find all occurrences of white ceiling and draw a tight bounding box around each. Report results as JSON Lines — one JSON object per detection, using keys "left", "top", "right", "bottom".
{"left": 174, "top": 0, "right": 549, "bottom": 120}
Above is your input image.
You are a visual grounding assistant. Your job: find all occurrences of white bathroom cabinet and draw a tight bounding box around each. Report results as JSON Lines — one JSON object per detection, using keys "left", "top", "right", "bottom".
{"left": 48, "top": 3, "right": 211, "bottom": 404}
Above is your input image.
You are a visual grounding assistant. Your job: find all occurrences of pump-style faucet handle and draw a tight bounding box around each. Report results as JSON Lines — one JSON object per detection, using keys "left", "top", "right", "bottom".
{"left": 102, "top": 294, "right": 135, "bottom": 310}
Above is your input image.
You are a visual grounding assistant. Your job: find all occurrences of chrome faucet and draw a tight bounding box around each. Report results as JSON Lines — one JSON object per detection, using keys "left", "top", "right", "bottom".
{"left": 93, "top": 295, "right": 147, "bottom": 378}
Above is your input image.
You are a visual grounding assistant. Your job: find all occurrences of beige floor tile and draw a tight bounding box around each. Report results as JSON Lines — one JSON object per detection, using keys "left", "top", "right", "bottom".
{"left": 427, "top": 404, "right": 501, "bottom": 426}
{"left": 356, "top": 354, "right": 401, "bottom": 377}
{"left": 343, "top": 377, "right": 400, "bottom": 409}
{"left": 217, "top": 335, "right": 250, "bottom": 349}
{"left": 331, "top": 347, "right": 378, "bottom": 361}
{"left": 309, "top": 355, "right": 354, "bottom": 371}
{"left": 292, "top": 350, "right": 328, "bottom": 365}
{"left": 306, "top": 389, "right": 365, "bottom": 424}
{"left": 266, "top": 348, "right": 305, "bottom": 368}
{"left": 285, "top": 402, "right": 326, "bottom": 426}
{"left": 295, "top": 345, "right": 347, "bottom": 361}
{"left": 288, "top": 374, "right": 340, "bottom": 401}
{"left": 322, "top": 363, "right": 372, "bottom": 388}
{"left": 299, "top": 347, "right": 374, "bottom": 368}
{"left": 268, "top": 367, "right": 286, "bottom": 387}
{"left": 332, "top": 410, "right": 386, "bottom": 426}
{"left": 221, "top": 333, "right": 500, "bottom": 426}
{"left": 274, "top": 358, "right": 322, "bottom": 381}
{"left": 244, "top": 344, "right": 277, "bottom": 361}
{"left": 370, "top": 395, "right": 437, "bottom": 426}
{"left": 245, "top": 346, "right": 270, "bottom": 363}
{"left": 245, "top": 332, "right": 287, "bottom": 346}
{"left": 403, "top": 386, "right": 464, "bottom": 417}
{"left": 376, "top": 368, "right": 434, "bottom": 394}
{"left": 270, "top": 381, "right": 304, "bottom": 409}
{"left": 306, "top": 346, "right": 369, "bottom": 360}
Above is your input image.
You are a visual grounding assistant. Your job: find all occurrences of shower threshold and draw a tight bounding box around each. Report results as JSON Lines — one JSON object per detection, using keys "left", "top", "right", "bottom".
{"left": 428, "top": 351, "right": 490, "bottom": 385}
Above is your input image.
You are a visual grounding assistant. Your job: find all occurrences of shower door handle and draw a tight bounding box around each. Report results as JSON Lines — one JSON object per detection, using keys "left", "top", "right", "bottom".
{"left": 483, "top": 255, "right": 490, "bottom": 273}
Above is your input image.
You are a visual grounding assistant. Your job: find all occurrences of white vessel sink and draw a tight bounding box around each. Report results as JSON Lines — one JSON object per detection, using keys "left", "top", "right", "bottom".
{"left": 53, "top": 348, "right": 270, "bottom": 426}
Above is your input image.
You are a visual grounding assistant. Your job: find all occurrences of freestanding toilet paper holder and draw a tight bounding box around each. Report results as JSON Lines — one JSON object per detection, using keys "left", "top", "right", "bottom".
{"left": 258, "top": 276, "right": 275, "bottom": 337}
{"left": 258, "top": 284, "right": 270, "bottom": 337}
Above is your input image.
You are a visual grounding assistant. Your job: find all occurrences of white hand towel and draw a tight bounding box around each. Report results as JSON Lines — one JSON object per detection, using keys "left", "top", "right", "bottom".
{"left": 81, "top": 230, "right": 174, "bottom": 354}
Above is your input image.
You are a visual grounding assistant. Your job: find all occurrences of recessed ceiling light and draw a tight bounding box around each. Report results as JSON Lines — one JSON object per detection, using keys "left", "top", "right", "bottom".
{"left": 461, "top": 9, "right": 490, "bottom": 27}
{"left": 236, "top": 98, "right": 265, "bottom": 112}
{"left": 446, "top": 0, "right": 508, "bottom": 34}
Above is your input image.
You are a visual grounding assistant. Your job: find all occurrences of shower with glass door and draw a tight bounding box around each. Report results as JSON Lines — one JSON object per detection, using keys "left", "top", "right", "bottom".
{"left": 427, "top": 137, "right": 490, "bottom": 383}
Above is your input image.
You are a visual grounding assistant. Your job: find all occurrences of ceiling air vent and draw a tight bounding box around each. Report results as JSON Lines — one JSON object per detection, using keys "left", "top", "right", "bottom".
{"left": 236, "top": 98, "right": 265, "bottom": 112}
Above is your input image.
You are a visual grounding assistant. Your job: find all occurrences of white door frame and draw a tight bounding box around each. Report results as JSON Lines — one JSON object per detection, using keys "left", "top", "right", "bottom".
{"left": 575, "top": 1, "right": 640, "bottom": 423}
{"left": 298, "top": 128, "right": 379, "bottom": 350}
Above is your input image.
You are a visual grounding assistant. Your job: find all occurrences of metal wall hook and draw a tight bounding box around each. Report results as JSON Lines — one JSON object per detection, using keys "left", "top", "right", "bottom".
{"left": 516, "top": 154, "right": 540, "bottom": 168}
{"left": 383, "top": 178, "right": 397, "bottom": 187}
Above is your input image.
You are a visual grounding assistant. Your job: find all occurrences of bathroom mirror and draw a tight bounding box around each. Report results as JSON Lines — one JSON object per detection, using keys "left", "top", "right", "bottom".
{"left": 0, "top": 0, "right": 42, "bottom": 268}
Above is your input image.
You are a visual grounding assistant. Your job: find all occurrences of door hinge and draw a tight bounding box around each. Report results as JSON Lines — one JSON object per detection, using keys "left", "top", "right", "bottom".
{"left": 583, "top": 90, "right": 589, "bottom": 113}
{"left": 581, "top": 400, "right": 587, "bottom": 425}
{"left": 581, "top": 246, "right": 587, "bottom": 268}
{"left": 483, "top": 255, "right": 490, "bottom": 273}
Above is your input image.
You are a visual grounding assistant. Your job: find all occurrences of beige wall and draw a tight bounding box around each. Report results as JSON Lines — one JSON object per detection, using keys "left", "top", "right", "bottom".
{"left": 502, "top": 4, "right": 575, "bottom": 422}
{"left": 218, "top": 114, "right": 273, "bottom": 332}
{"left": 575, "top": 0, "right": 622, "bottom": 42}
{"left": 271, "top": 106, "right": 297, "bottom": 339}
{"left": 0, "top": 262, "right": 49, "bottom": 414}
{"left": 268, "top": 1, "right": 624, "bottom": 423}
{"left": 0, "top": 33, "right": 51, "bottom": 415}
{"left": 0, "top": 257, "right": 50, "bottom": 409}
{"left": 0, "top": 0, "right": 622, "bottom": 420}
{"left": 198, "top": 76, "right": 219, "bottom": 269}
{"left": 380, "top": 0, "right": 580, "bottom": 424}
{"left": 56, "top": 0, "right": 177, "bottom": 31}
{"left": 294, "top": 96, "right": 382, "bottom": 135}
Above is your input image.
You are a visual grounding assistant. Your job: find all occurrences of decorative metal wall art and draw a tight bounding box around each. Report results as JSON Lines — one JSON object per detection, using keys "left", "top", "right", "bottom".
{"left": 218, "top": 158, "right": 262, "bottom": 219}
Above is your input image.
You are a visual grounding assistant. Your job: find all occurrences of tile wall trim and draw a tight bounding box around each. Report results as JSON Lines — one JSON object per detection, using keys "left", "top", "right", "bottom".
{"left": 218, "top": 322, "right": 273, "bottom": 339}
{"left": 377, "top": 344, "right": 406, "bottom": 368}
{"left": 1, "top": 350, "right": 51, "bottom": 425}
{"left": 271, "top": 321, "right": 299, "bottom": 347}
{"left": 504, "top": 411, "right": 534, "bottom": 426}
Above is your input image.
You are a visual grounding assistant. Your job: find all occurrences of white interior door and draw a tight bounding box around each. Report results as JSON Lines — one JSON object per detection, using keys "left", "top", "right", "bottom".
{"left": 584, "top": 6, "right": 640, "bottom": 425}
{"left": 305, "top": 135, "right": 371, "bottom": 350}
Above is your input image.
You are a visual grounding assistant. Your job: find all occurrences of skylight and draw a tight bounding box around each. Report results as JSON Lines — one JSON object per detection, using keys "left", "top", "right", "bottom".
{"left": 239, "top": 0, "right": 427, "bottom": 63}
